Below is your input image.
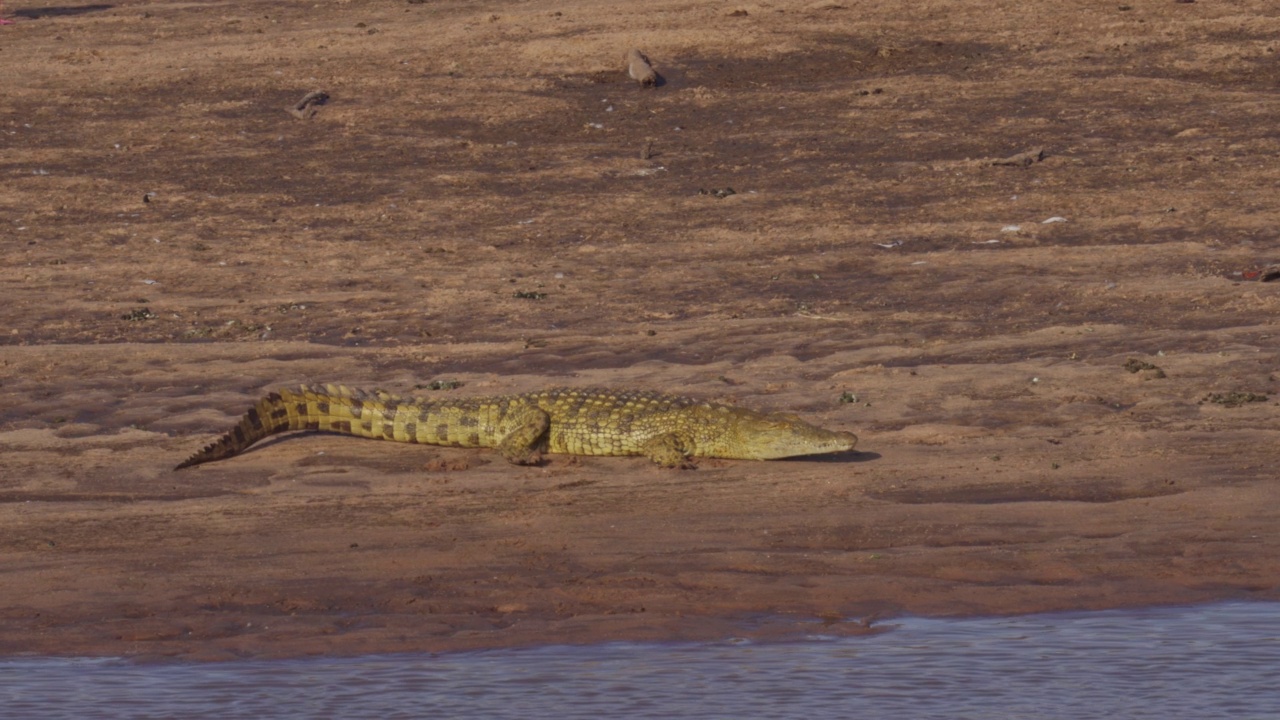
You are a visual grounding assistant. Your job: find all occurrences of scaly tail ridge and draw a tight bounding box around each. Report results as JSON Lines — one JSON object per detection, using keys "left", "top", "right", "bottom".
{"left": 174, "top": 385, "right": 407, "bottom": 470}
{"left": 175, "top": 390, "right": 296, "bottom": 469}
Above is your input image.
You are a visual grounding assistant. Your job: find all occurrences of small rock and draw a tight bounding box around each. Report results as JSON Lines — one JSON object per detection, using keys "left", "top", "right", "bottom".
{"left": 1201, "top": 392, "right": 1268, "bottom": 408}
{"left": 624, "top": 48, "right": 658, "bottom": 87}
{"left": 698, "top": 187, "right": 736, "bottom": 199}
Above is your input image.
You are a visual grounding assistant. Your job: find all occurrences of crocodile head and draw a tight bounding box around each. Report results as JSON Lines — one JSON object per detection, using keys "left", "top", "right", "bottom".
{"left": 705, "top": 410, "right": 858, "bottom": 460}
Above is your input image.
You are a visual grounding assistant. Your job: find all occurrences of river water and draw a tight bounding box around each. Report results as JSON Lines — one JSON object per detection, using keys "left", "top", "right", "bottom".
{"left": 3, "top": 601, "right": 1277, "bottom": 719}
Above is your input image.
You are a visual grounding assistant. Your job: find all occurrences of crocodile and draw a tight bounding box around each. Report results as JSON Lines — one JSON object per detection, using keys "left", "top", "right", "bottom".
{"left": 175, "top": 385, "right": 857, "bottom": 470}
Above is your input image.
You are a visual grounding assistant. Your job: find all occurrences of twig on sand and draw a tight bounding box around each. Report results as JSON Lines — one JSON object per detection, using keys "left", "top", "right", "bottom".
{"left": 288, "top": 91, "right": 330, "bottom": 120}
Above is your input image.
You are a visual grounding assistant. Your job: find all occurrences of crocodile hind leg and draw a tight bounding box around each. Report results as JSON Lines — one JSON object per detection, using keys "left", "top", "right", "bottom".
{"left": 640, "top": 433, "right": 694, "bottom": 469}
{"left": 496, "top": 407, "right": 551, "bottom": 465}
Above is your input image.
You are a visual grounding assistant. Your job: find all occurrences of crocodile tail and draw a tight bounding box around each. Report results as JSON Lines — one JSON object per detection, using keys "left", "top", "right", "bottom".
{"left": 174, "top": 385, "right": 413, "bottom": 470}
{"left": 174, "top": 389, "right": 300, "bottom": 469}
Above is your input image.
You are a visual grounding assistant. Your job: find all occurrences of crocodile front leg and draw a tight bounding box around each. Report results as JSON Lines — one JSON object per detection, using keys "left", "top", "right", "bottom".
{"left": 496, "top": 407, "right": 551, "bottom": 465}
{"left": 640, "top": 433, "right": 695, "bottom": 468}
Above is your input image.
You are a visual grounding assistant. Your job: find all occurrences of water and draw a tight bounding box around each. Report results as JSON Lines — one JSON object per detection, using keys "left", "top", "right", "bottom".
{"left": 3, "top": 602, "right": 1278, "bottom": 720}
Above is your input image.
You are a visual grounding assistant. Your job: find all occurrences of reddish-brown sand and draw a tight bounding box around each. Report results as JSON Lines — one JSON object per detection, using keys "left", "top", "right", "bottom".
{"left": 2, "top": 0, "right": 1278, "bottom": 660}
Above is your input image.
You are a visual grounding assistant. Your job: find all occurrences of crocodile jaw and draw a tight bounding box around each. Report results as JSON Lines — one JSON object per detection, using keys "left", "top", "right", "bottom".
{"left": 746, "top": 428, "right": 859, "bottom": 460}
{"left": 706, "top": 414, "right": 858, "bottom": 460}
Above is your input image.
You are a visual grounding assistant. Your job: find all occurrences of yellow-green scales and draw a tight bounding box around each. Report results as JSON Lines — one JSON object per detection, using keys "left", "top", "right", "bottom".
{"left": 177, "top": 385, "right": 857, "bottom": 470}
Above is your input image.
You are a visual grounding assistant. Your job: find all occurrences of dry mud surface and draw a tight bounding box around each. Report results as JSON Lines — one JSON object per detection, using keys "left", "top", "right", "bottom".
{"left": 2, "top": 0, "right": 1279, "bottom": 659}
